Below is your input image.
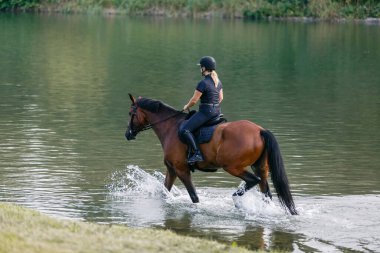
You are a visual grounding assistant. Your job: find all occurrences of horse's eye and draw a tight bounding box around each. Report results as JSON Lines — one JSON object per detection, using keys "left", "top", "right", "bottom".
{"left": 129, "top": 112, "right": 132, "bottom": 116}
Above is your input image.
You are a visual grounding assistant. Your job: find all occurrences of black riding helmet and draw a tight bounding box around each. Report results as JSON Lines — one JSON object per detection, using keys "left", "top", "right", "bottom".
{"left": 198, "top": 56, "right": 216, "bottom": 70}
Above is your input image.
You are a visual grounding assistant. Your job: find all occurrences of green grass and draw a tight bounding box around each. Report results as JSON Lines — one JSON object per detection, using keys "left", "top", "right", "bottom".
{"left": 1, "top": 0, "right": 380, "bottom": 19}
{"left": 0, "top": 202, "right": 260, "bottom": 253}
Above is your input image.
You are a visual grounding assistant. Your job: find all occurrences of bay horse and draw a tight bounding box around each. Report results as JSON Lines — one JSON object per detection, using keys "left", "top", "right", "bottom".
{"left": 125, "top": 94, "right": 297, "bottom": 215}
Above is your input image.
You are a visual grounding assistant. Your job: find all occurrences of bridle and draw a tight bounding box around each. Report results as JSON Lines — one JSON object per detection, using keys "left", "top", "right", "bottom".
{"left": 128, "top": 104, "right": 183, "bottom": 137}
{"left": 128, "top": 105, "right": 151, "bottom": 134}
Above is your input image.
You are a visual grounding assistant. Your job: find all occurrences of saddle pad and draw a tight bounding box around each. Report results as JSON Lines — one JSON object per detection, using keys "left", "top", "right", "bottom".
{"left": 196, "top": 125, "right": 218, "bottom": 144}
{"left": 178, "top": 116, "right": 227, "bottom": 145}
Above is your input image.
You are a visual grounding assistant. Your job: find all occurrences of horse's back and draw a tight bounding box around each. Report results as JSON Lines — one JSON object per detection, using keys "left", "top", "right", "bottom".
{"left": 218, "top": 120, "right": 263, "bottom": 144}
{"left": 223, "top": 120, "right": 263, "bottom": 131}
{"left": 206, "top": 120, "right": 265, "bottom": 167}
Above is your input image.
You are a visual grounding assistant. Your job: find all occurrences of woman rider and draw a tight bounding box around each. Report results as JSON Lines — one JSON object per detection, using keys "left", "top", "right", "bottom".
{"left": 179, "top": 56, "right": 223, "bottom": 164}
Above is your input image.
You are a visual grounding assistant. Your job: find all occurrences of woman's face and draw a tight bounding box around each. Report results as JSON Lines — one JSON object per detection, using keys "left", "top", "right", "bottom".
{"left": 200, "top": 66, "right": 206, "bottom": 76}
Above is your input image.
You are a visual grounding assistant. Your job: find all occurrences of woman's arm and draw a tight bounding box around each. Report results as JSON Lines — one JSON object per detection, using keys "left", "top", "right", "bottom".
{"left": 219, "top": 89, "right": 223, "bottom": 103}
{"left": 183, "top": 90, "right": 202, "bottom": 111}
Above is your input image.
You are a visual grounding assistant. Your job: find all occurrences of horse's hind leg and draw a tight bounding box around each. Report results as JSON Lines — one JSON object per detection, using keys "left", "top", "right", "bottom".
{"left": 227, "top": 168, "right": 261, "bottom": 197}
{"left": 253, "top": 161, "right": 272, "bottom": 199}
{"left": 264, "top": 181, "right": 272, "bottom": 199}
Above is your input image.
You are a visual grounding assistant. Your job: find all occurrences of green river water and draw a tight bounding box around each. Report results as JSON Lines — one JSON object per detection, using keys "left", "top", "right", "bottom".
{"left": 1, "top": 14, "right": 380, "bottom": 252}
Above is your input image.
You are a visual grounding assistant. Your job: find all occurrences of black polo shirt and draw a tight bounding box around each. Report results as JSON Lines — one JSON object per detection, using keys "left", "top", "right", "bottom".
{"left": 196, "top": 75, "right": 223, "bottom": 104}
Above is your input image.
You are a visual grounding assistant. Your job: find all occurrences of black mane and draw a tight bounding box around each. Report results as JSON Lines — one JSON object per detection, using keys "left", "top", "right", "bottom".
{"left": 136, "top": 97, "right": 179, "bottom": 114}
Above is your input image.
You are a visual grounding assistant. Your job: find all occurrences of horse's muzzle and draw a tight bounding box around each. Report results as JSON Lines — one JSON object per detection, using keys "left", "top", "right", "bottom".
{"left": 125, "top": 129, "right": 136, "bottom": 141}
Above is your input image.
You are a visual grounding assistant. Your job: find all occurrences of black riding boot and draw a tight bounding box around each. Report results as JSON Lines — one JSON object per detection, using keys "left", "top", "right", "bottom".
{"left": 182, "top": 130, "right": 204, "bottom": 164}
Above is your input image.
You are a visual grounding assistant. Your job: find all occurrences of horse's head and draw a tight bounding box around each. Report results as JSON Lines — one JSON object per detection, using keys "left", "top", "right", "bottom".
{"left": 125, "top": 94, "right": 150, "bottom": 140}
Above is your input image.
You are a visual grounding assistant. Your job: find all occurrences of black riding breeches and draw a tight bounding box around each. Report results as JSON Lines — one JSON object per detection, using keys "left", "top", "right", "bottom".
{"left": 179, "top": 104, "right": 220, "bottom": 135}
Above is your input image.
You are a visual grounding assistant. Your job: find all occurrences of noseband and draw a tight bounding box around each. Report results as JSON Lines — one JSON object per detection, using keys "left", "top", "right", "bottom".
{"left": 128, "top": 105, "right": 152, "bottom": 137}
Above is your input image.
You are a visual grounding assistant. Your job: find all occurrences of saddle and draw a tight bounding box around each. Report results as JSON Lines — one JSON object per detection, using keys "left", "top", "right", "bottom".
{"left": 183, "top": 110, "right": 227, "bottom": 144}
{"left": 180, "top": 111, "right": 227, "bottom": 172}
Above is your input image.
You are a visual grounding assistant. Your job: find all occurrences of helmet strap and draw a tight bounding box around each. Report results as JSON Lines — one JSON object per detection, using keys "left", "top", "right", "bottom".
{"left": 202, "top": 69, "right": 212, "bottom": 77}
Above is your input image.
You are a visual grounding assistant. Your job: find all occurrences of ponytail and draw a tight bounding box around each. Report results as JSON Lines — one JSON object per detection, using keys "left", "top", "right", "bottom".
{"left": 210, "top": 70, "right": 220, "bottom": 87}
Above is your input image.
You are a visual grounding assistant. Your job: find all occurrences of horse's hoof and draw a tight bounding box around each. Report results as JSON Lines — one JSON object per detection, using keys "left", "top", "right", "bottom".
{"left": 232, "top": 187, "right": 245, "bottom": 197}
{"left": 232, "top": 194, "right": 243, "bottom": 209}
{"left": 262, "top": 196, "right": 271, "bottom": 204}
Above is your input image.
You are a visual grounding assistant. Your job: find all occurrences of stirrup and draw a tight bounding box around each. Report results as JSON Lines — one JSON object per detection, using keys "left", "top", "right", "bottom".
{"left": 188, "top": 150, "right": 204, "bottom": 164}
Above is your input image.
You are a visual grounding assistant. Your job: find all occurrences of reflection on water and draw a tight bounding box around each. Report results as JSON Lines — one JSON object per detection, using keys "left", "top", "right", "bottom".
{"left": 1, "top": 14, "right": 380, "bottom": 252}
{"left": 106, "top": 166, "right": 380, "bottom": 252}
{"left": 0, "top": 99, "right": 87, "bottom": 218}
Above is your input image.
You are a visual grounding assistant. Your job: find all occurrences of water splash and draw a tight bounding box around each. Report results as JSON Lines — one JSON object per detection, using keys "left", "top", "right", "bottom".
{"left": 234, "top": 191, "right": 287, "bottom": 217}
{"left": 107, "top": 165, "right": 288, "bottom": 222}
{"left": 104, "top": 166, "right": 380, "bottom": 251}
{"left": 107, "top": 165, "right": 182, "bottom": 199}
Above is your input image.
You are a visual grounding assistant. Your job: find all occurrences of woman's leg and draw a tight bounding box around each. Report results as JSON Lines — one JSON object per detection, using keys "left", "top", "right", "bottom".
{"left": 179, "top": 112, "right": 210, "bottom": 164}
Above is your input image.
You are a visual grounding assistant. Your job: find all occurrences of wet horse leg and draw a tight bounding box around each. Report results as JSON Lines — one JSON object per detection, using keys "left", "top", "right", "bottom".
{"left": 227, "top": 168, "right": 261, "bottom": 197}
{"left": 263, "top": 181, "right": 272, "bottom": 199}
{"left": 164, "top": 160, "right": 177, "bottom": 192}
{"left": 253, "top": 162, "right": 272, "bottom": 199}
{"left": 176, "top": 166, "right": 199, "bottom": 203}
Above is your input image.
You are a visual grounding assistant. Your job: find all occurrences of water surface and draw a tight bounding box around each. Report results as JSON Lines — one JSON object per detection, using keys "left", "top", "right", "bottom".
{"left": 0, "top": 14, "right": 379, "bottom": 252}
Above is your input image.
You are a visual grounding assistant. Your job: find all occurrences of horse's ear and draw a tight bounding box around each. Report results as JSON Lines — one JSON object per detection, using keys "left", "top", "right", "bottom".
{"left": 128, "top": 93, "right": 136, "bottom": 105}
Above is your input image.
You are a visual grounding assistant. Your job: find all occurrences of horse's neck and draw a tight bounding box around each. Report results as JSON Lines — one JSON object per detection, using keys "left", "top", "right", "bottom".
{"left": 146, "top": 110, "right": 182, "bottom": 145}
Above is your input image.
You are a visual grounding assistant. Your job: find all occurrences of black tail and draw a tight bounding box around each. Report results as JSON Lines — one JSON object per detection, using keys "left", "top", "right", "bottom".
{"left": 260, "top": 130, "right": 298, "bottom": 215}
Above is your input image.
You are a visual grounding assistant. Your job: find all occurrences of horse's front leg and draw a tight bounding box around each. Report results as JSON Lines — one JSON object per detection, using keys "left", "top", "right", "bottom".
{"left": 176, "top": 166, "right": 199, "bottom": 203}
{"left": 164, "top": 160, "right": 177, "bottom": 191}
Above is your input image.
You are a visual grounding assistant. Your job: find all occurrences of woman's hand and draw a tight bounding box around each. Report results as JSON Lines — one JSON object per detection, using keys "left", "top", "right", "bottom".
{"left": 183, "top": 90, "right": 202, "bottom": 111}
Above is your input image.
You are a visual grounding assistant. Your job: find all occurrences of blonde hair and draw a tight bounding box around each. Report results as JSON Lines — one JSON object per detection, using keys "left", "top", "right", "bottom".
{"left": 205, "top": 70, "right": 219, "bottom": 87}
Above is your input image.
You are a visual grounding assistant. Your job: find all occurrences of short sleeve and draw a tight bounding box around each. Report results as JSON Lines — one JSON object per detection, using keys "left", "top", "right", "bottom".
{"left": 196, "top": 80, "right": 206, "bottom": 93}
{"left": 217, "top": 81, "right": 223, "bottom": 91}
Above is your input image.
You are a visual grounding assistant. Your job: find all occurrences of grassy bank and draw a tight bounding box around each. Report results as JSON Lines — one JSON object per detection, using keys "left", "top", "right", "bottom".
{"left": 1, "top": 0, "right": 380, "bottom": 20}
{"left": 0, "top": 203, "right": 255, "bottom": 253}
{"left": 0, "top": 202, "right": 260, "bottom": 253}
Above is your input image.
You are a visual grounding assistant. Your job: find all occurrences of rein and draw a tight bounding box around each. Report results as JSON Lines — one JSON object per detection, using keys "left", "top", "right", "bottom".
{"left": 131, "top": 105, "right": 184, "bottom": 134}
